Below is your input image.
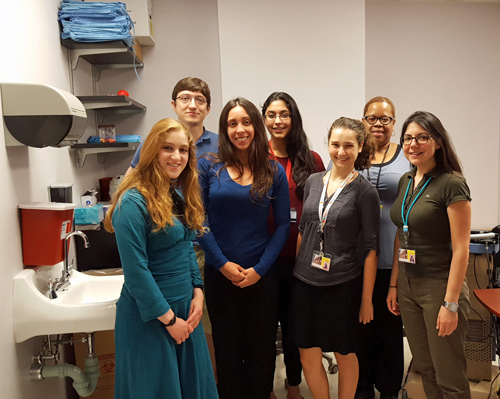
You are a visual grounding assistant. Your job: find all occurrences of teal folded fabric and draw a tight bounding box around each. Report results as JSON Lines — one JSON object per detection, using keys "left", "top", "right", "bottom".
{"left": 116, "top": 135, "right": 141, "bottom": 143}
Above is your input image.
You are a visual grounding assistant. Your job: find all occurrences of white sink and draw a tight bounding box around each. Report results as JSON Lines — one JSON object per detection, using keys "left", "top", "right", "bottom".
{"left": 13, "top": 262, "right": 124, "bottom": 343}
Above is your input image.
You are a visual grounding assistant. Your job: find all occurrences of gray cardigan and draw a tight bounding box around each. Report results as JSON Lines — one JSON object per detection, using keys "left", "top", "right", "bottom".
{"left": 293, "top": 172, "right": 380, "bottom": 287}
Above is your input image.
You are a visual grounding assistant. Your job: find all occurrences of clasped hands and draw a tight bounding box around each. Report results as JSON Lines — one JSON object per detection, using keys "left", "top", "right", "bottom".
{"left": 220, "top": 261, "right": 261, "bottom": 288}
{"left": 160, "top": 288, "right": 204, "bottom": 345}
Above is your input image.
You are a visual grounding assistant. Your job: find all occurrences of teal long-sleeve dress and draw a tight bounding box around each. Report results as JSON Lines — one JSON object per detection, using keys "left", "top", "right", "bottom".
{"left": 112, "top": 189, "right": 218, "bottom": 399}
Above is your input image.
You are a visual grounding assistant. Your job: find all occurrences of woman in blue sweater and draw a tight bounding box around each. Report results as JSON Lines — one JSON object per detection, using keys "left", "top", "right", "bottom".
{"left": 198, "top": 97, "right": 290, "bottom": 399}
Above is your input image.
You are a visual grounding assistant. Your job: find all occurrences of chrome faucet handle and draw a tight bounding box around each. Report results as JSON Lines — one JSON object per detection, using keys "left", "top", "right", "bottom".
{"left": 46, "top": 278, "right": 58, "bottom": 299}
{"left": 68, "top": 258, "right": 75, "bottom": 273}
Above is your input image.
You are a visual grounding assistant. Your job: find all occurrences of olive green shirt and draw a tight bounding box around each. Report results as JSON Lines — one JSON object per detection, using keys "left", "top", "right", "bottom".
{"left": 390, "top": 167, "right": 471, "bottom": 279}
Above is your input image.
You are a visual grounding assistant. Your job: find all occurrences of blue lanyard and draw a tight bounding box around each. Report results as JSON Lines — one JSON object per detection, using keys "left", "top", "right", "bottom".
{"left": 401, "top": 176, "right": 432, "bottom": 245}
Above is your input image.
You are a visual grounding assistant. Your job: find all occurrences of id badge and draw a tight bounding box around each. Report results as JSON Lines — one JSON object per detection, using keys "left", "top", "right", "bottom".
{"left": 311, "top": 250, "right": 332, "bottom": 271}
{"left": 399, "top": 248, "right": 416, "bottom": 264}
{"left": 290, "top": 208, "right": 297, "bottom": 223}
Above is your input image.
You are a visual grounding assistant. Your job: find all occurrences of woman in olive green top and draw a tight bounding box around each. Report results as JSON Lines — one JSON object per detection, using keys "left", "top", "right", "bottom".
{"left": 388, "top": 111, "right": 471, "bottom": 399}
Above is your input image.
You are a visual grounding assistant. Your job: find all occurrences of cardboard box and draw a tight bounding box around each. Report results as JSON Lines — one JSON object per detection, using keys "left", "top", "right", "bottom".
{"left": 404, "top": 365, "right": 499, "bottom": 399}
{"left": 132, "top": 40, "right": 143, "bottom": 63}
{"left": 74, "top": 330, "right": 115, "bottom": 399}
{"left": 90, "top": 0, "right": 155, "bottom": 45}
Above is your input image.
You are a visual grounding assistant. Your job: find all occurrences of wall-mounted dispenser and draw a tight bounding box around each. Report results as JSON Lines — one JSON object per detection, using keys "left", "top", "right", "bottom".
{"left": 0, "top": 82, "right": 87, "bottom": 148}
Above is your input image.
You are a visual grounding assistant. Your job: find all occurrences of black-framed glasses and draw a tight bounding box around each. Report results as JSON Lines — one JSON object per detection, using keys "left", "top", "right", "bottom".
{"left": 401, "top": 134, "right": 433, "bottom": 146}
{"left": 265, "top": 112, "right": 291, "bottom": 121}
{"left": 176, "top": 95, "right": 207, "bottom": 106}
{"left": 363, "top": 116, "right": 394, "bottom": 125}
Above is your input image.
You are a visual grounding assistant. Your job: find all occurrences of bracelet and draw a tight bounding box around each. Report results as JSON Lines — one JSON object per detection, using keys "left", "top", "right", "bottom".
{"left": 389, "top": 286, "right": 397, "bottom": 288}
{"left": 162, "top": 314, "right": 176, "bottom": 327}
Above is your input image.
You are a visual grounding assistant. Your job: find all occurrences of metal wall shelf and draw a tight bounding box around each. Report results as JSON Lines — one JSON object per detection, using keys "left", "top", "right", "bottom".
{"left": 62, "top": 39, "right": 143, "bottom": 80}
{"left": 62, "top": 39, "right": 145, "bottom": 168}
{"left": 78, "top": 95, "right": 146, "bottom": 114}
{"left": 71, "top": 142, "right": 140, "bottom": 168}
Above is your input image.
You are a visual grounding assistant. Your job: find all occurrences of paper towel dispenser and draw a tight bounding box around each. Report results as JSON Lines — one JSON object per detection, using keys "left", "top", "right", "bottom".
{"left": 0, "top": 82, "right": 87, "bottom": 148}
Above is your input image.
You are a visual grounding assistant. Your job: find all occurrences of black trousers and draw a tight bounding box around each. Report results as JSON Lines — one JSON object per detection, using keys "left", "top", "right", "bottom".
{"left": 356, "top": 269, "right": 404, "bottom": 395}
{"left": 205, "top": 264, "right": 279, "bottom": 399}
{"left": 276, "top": 256, "right": 302, "bottom": 387}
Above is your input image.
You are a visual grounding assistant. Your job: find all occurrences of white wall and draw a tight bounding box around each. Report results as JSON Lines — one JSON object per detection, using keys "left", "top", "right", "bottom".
{"left": 0, "top": 1, "right": 222, "bottom": 397}
{"left": 2, "top": 1, "right": 500, "bottom": 398}
{"left": 217, "top": 0, "right": 366, "bottom": 163}
{"left": 98, "top": 0, "right": 224, "bottom": 177}
{"left": 366, "top": 1, "right": 500, "bottom": 229}
{"left": 0, "top": 1, "right": 104, "bottom": 398}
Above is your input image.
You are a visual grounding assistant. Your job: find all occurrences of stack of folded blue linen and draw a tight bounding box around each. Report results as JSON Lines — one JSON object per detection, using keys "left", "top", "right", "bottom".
{"left": 58, "top": 0, "right": 133, "bottom": 47}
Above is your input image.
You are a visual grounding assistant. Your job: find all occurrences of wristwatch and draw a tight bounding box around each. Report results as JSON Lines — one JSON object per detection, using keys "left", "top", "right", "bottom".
{"left": 442, "top": 301, "right": 459, "bottom": 313}
{"left": 163, "top": 314, "right": 177, "bottom": 327}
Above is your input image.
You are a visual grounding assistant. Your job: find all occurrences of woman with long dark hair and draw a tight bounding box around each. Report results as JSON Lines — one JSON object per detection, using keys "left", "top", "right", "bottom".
{"left": 262, "top": 92, "right": 325, "bottom": 399}
{"left": 198, "top": 97, "right": 290, "bottom": 399}
{"left": 388, "top": 111, "right": 471, "bottom": 399}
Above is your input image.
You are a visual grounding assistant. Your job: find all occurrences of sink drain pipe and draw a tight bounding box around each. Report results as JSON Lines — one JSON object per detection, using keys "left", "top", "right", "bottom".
{"left": 32, "top": 333, "right": 100, "bottom": 397}
{"left": 40, "top": 356, "right": 100, "bottom": 397}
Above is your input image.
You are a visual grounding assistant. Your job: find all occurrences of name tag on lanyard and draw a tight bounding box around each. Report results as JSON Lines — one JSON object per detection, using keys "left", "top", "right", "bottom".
{"left": 399, "top": 176, "right": 432, "bottom": 265}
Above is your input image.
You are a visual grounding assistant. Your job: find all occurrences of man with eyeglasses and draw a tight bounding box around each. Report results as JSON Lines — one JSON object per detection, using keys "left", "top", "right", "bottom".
{"left": 126, "top": 76, "right": 218, "bottom": 176}
{"left": 124, "top": 76, "right": 218, "bottom": 380}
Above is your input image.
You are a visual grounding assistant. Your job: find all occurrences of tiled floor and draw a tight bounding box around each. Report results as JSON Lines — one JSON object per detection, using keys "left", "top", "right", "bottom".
{"left": 271, "top": 338, "right": 413, "bottom": 399}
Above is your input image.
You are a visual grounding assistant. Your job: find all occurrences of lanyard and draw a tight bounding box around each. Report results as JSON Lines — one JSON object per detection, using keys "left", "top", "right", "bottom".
{"left": 269, "top": 141, "right": 293, "bottom": 185}
{"left": 400, "top": 176, "right": 432, "bottom": 246}
{"left": 368, "top": 142, "right": 390, "bottom": 190}
{"left": 317, "top": 170, "right": 355, "bottom": 252}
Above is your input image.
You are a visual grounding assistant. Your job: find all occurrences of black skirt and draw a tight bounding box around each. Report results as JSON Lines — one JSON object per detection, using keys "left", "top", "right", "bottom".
{"left": 290, "top": 274, "right": 362, "bottom": 355}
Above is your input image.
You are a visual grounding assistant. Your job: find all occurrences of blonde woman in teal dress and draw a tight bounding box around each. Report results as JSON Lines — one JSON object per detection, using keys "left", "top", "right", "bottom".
{"left": 104, "top": 118, "right": 218, "bottom": 399}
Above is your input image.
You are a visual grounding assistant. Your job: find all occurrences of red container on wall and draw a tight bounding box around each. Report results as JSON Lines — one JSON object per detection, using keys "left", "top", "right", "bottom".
{"left": 19, "top": 203, "right": 76, "bottom": 267}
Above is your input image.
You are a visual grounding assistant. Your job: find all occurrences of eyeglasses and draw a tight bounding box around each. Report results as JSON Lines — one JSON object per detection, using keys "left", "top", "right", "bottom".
{"left": 363, "top": 116, "right": 394, "bottom": 125}
{"left": 401, "top": 134, "right": 433, "bottom": 145}
{"left": 265, "top": 112, "right": 291, "bottom": 121}
{"left": 176, "top": 95, "right": 207, "bottom": 106}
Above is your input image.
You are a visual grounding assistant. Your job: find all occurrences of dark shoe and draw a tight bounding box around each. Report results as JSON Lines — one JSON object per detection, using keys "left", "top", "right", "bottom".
{"left": 380, "top": 393, "right": 399, "bottom": 399}
{"left": 354, "top": 389, "right": 375, "bottom": 399}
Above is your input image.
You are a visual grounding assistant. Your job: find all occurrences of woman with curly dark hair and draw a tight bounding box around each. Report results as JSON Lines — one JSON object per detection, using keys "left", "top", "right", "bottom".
{"left": 291, "top": 117, "right": 379, "bottom": 399}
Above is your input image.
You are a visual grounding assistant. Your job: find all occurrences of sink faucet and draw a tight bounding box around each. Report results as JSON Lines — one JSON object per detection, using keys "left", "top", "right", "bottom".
{"left": 56, "top": 231, "right": 90, "bottom": 291}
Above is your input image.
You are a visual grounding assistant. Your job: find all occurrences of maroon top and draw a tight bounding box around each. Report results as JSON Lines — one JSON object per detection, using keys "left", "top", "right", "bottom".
{"left": 268, "top": 151, "right": 325, "bottom": 259}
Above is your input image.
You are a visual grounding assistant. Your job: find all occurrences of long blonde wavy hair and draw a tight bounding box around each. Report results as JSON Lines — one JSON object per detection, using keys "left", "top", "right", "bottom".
{"left": 104, "top": 118, "right": 206, "bottom": 234}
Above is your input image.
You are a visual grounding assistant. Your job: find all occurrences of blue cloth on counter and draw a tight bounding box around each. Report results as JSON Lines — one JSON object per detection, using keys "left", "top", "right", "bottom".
{"left": 74, "top": 204, "right": 103, "bottom": 225}
{"left": 58, "top": 0, "right": 133, "bottom": 47}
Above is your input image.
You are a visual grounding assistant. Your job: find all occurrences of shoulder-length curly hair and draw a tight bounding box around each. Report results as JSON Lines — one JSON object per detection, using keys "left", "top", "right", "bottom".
{"left": 104, "top": 118, "right": 206, "bottom": 233}
{"left": 262, "top": 92, "right": 316, "bottom": 199}
{"left": 327, "top": 117, "right": 376, "bottom": 171}
{"left": 211, "top": 97, "right": 277, "bottom": 202}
